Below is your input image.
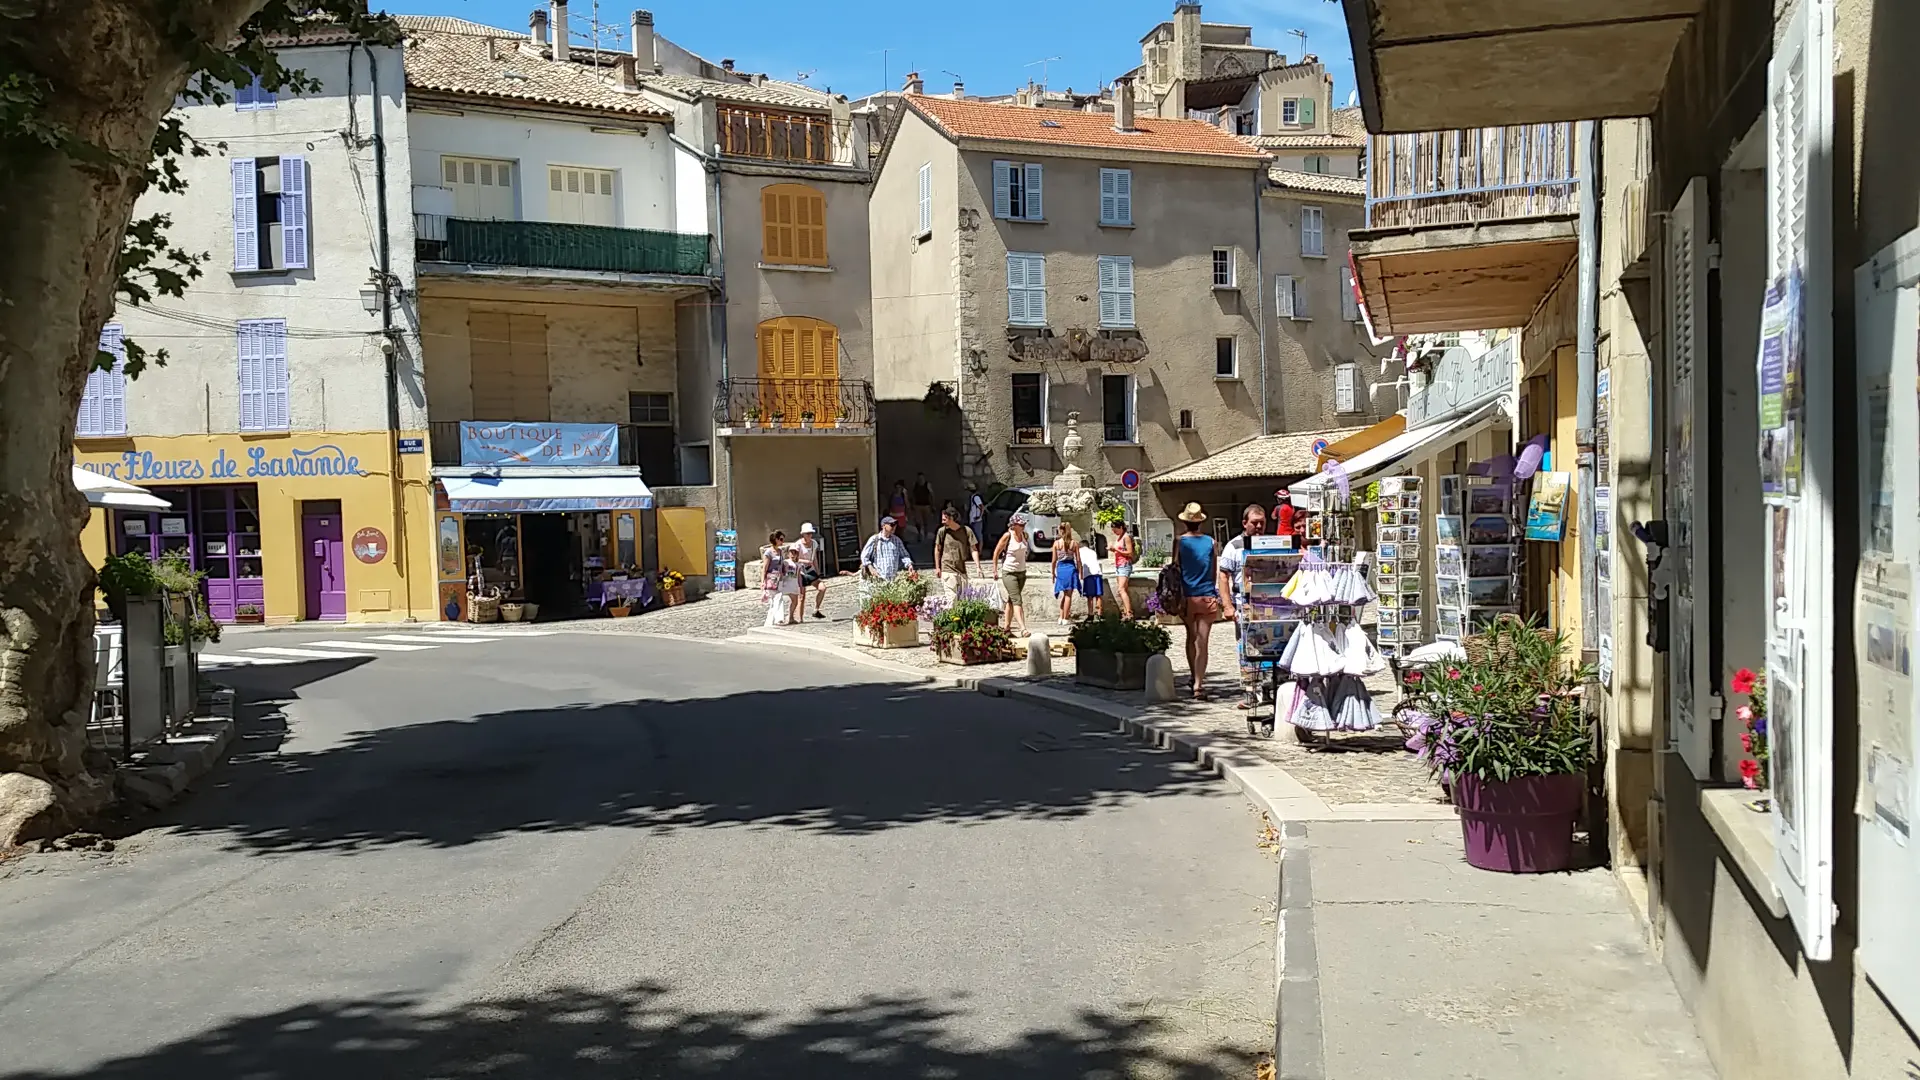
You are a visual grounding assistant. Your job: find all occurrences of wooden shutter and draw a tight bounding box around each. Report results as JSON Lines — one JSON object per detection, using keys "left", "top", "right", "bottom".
{"left": 262, "top": 320, "right": 290, "bottom": 429}
{"left": 1275, "top": 274, "right": 1296, "bottom": 318}
{"left": 508, "top": 313, "right": 551, "bottom": 421}
{"left": 764, "top": 185, "right": 826, "bottom": 265}
{"left": 1100, "top": 169, "right": 1118, "bottom": 222}
{"left": 469, "top": 311, "right": 516, "bottom": 419}
{"left": 1023, "top": 163, "right": 1043, "bottom": 220}
{"left": 762, "top": 186, "right": 792, "bottom": 262}
{"left": 1335, "top": 362, "right": 1358, "bottom": 413}
{"left": 236, "top": 321, "right": 263, "bottom": 430}
{"left": 1665, "top": 177, "right": 1711, "bottom": 781}
{"left": 1097, "top": 257, "right": 1118, "bottom": 326}
{"left": 993, "top": 161, "right": 1012, "bottom": 219}
{"left": 1300, "top": 97, "right": 1316, "bottom": 126}
{"left": 232, "top": 158, "right": 258, "bottom": 271}
{"left": 797, "top": 188, "right": 826, "bottom": 265}
{"left": 1341, "top": 266, "right": 1360, "bottom": 321}
{"left": 917, "top": 162, "right": 931, "bottom": 233}
{"left": 280, "top": 154, "right": 308, "bottom": 269}
{"left": 78, "top": 324, "right": 126, "bottom": 437}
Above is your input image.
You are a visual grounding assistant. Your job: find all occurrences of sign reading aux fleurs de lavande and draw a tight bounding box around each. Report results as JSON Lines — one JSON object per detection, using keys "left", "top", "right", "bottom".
{"left": 459, "top": 423, "right": 620, "bottom": 468}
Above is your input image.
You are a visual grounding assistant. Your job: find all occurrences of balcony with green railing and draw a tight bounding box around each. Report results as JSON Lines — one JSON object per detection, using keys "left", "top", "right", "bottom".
{"left": 416, "top": 216, "right": 712, "bottom": 278}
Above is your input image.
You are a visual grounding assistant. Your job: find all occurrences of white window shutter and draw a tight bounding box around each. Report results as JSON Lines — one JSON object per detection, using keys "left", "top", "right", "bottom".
{"left": 232, "top": 158, "right": 258, "bottom": 271}
{"left": 265, "top": 321, "right": 290, "bottom": 428}
{"left": 992, "top": 160, "right": 1013, "bottom": 219}
{"left": 1099, "top": 169, "right": 1117, "bottom": 222}
{"left": 1275, "top": 274, "right": 1295, "bottom": 318}
{"left": 1335, "top": 362, "right": 1358, "bottom": 413}
{"left": 280, "top": 154, "right": 308, "bottom": 269}
{"left": 100, "top": 324, "right": 127, "bottom": 435}
{"left": 237, "top": 322, "right": 262, "bottom": 430}
{"left": 1127, "top": 374, "right": 1138, "bottom": 440}
{"left": 1097, "top": 257, "right": 1118, "bottom": 326}
{"left": 1027, "top": 255, "right": 1046, "bottom": 324}
{"left": 1024, "top": 163, "right": 1043, "bottom": 220}
{"left": 917, "top": 162, "right": 932, "bottom": 233}
{"left": 77, "top": 370, "right": 103, "bottom": 438}
{"left": 1342, "top": 266, "right": 1360, "bottom": 321}
{"left": 1293, "top": 276, "right": 1309, "bottom": 318}
{"left": 1114, "top": 169, "right": 1131, "bottom": 223}
{"left": 1665, "top": 178, "right": 1711, "bottom": 783}
{"left": 1006, "top": 255, "right": 1028, "bottom": 324}
{"left": 1114, "top": 257, "right": 1135, "bottom": 327}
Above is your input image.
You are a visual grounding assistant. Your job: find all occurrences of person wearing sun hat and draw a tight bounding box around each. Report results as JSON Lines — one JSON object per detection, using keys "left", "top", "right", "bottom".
{"left": 1175, "top": 502, "right": 1229, "bottom": 699}
{"left": 793, "top": 522, "right": 830, "bottom": 620}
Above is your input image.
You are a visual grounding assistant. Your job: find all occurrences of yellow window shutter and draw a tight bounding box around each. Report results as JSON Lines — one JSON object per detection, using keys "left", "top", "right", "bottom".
{"left": 818, "top": 326, "right": 838, "bottom": 376}
{"left": 761, "top": 188, "right": 781, "bottom": 262}
{"left": 757, "top": 323, "right": 778, "bottom": 378}
{"left": 803, "top": 192, "right": 827, "bottom": 265}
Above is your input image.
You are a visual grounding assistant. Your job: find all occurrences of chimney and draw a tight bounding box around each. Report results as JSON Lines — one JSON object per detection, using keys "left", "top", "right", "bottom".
{"left": 630, "top": 10, "right": 655, "bottom": 71}
{"left": 615, "top": 54, "right": 637, "bottom": 91}
{"left": 529, "top": 7, "right": 548, "bottom": 46}
{"left": 550, "top": 0, "right": 569, "bottom": 61}
{"left": 1113, "top": 75, "right": 1135, "bottom": 132}
{"left": 903, "top": 70, "right": 923, "bottom": 95}
{"left": 1172, "top": 3, "right": 1202, "bottom": 81}
{"left": 951, "top": 79, "right": 964, "bottom": 99}
{"left": 1014, "top": 86, "right": 1032, "bottom": 108}
{"left": 721, "top": 58, "right": 735, "bottom": 72}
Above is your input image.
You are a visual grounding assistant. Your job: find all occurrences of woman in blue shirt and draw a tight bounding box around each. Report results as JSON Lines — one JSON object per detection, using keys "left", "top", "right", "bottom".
{"left": 1175, "top": 503, "right": 1231, "bottom": 699}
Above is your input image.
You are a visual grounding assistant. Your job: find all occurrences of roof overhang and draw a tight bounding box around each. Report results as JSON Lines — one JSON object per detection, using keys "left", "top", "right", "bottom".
{"left": 1340, "top": 0, "right": 1701, "bottom": 133}
{"left": 1295, "top": 398, "right": 1511, "bottom": 495}
{"left": 1349, "top": 215, "right": 1578, "bottom": 335}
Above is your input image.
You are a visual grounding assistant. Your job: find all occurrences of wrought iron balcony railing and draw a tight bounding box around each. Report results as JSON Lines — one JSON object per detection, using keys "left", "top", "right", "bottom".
{"left": 416, "top": 217, "right": 712, "bottom": 277}
{"left": 712, "top": 378, "right": 875, "bottom": 430}
{"left": 1366, "top": 122, "right": 1580, "bottom": 230}
{"left": 1405, "top": 335, "right": 1518, "bottom": 428}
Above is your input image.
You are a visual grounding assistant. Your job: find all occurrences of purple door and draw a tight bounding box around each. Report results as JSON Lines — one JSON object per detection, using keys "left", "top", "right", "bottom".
{"left": 302, "top": 513, "right": 347, "bottom": 621}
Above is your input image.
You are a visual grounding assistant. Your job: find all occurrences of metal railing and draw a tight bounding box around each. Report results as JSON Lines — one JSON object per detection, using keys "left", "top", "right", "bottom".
{"left": 716, "top": 106, "right": 854, "bottom": 166}
{"left": 1366, "top": 122, "right": 1579, "bottom": 229}
{"left": 712, "top": 378, "right": 875, "bottom": 429}
{"left": 428, "top": 421, "right": 654, "bottom": 467}
{"left": 1405, "top": 335, "right": 1518, "bottom": 428}
{"left": 416, "top": 217, "right": 712, "bottom": 277}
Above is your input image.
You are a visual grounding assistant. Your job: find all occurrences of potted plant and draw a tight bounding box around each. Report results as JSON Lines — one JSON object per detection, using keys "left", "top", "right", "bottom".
{"left": 1069, "top": 614, "right": 1172, "bottom": 690}
{"left": 606, "top": 601, "right": 632, "bottom": 618}
{"left": 768, "top": 409, "right": 785, "bottom": 428}
{"left": 659, "top": 568, "right": 687, "bottom": 606}
{"left": 743, "top": 404, "right": 763, "bottom": 429}
{"left": 1732, "top": 665, "right": 1769, "bottom": 804}
{"left": 234, "top": 604, "right": 265, "bottom": 625}
{"left": 855, "top": 575, "right": 927, "bottom": 648}
{"left": 98, "top": 551, "right": 162, "bottom": 623}
{"left": 800, "top": 409, "right": 816, "bottom": 431}
{"left": 1401, "top": 617, "right": 1594, "bottom": 873}
{"left": 930, "top": 597, "right": 1010, "bottom": 664}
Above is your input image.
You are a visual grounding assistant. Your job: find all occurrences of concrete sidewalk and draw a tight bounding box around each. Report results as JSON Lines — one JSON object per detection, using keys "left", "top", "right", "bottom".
{"left": 1277, "top": 819, "right": 1717, "bottom": 1080}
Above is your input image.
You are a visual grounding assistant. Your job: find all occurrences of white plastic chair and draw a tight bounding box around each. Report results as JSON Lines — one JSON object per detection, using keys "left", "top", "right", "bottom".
{"left": 91, "top": 626, "right": 124, "bottom": 734}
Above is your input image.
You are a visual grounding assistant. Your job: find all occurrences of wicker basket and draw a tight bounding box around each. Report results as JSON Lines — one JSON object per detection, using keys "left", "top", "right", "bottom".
{"left": 1462, "top": 614, "right": 1556, "bottom": 664}
{"left": 469, "top": 588, "right": 502, "bottom": 623}
{"left": 499, "top": 603, "right": 524, "bottom": 623}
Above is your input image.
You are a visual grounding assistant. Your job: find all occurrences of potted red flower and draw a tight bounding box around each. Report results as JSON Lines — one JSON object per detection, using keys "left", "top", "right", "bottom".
{"left": 854, "top": 575, "right": 927, "bottom": 649}
{"left": 1731, "top": 666, "right": 1770, "bottom": 798}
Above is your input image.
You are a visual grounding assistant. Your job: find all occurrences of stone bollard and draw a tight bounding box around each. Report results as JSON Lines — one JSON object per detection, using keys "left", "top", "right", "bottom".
{"left": 1143, "top": 652, "right": 1176, "bottom": 703}
{"left": 1026, "top": 632, "right": 1053, "bottom": 677}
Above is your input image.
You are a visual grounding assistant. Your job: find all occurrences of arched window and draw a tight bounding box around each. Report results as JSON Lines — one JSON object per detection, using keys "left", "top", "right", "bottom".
{"left": 755, "top": 316, "right": 840, "bottom": 425}
{"left": 761, "top": 183, "right": 828, "bottom": 266}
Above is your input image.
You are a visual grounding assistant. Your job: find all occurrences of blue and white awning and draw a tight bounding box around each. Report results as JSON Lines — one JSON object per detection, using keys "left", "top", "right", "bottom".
{"left": 440, "top": 473, "right": 653, "bottom": 513}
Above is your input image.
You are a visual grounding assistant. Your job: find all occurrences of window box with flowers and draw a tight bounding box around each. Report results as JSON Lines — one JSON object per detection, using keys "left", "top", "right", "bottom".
{"left": 927, "top": 594, "right": 1010, "bottom": 665}
{"left": 855, "top": 575, "right": 927, "bottom": 648}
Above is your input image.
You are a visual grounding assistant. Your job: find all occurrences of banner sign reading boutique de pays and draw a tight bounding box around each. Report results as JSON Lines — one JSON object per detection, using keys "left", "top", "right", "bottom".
{"left": 459, "top": 423, "right": 620, "bottom": 467}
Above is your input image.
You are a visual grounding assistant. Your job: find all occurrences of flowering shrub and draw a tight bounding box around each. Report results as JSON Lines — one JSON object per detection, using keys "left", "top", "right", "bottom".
{"left": 855, "top": 599, "right": 919, "bottom": 634}
{"left": 930, "top": 598, "right": 1009, "bottom": 661}
{"left": 1732, "top": 665, "right": 1770, "bottom": 790}
{"left": 1400, "top": 618, "right": 1592, "bottom": 784}
{"left": 1068, "top": 613, "right": 1172, "bottom": 654}
{"left": 659, "top": 568, "right": 686, "bottom": 589}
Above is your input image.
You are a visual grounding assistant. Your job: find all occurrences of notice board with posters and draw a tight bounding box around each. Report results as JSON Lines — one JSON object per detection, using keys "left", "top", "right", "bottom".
{"left": 819, "top": 470, "right": 862, "bottom": 573}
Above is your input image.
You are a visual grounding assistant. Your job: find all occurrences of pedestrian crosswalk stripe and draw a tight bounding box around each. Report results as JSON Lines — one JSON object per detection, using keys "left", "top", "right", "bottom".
{"left": 421, "top": 628, "right": 562, "bottom": 637}
{"left": 244, "top": 646, "right": 378, "bottom": 660}
{"left": 199, "top": 653, "right": 294, "bottom": 667}
{"left": 304, "top": 639, "right": 435, "bottom": 652}
{"left": 371, "top": 633, "right": 497, "bottom": 644}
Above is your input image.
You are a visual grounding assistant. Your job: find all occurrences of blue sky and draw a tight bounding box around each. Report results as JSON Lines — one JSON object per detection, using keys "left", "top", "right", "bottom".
{"left": 390, "top": 0, "right": 1358, "bottom": 106}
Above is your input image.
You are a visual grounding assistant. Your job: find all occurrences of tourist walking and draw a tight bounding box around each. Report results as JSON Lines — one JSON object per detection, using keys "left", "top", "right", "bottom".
{"left": 1216, "top": 504, "right": 1268, "bottom": 708}
{"left": 761, "top": 530, "right": 800, "bottom": 627}
{"left": 1271, "top": 488, "right": 1298, "bottom": 546}
{"left": 966, "top": 481, "right": 986, "bottom": 547}
{"left": 1106, "top": 519, "right": 1137, "bottom": 618}
{"left": 1175, "top": 503, "right": 1229, "bottom": 699}
{"left": 932, "top": 504, "right": 977, "bottom": 599}
{"left": 910, "top": 473, "right": 935, "bottom": 538}
{"left": 1051, "top": 521, "right": 1081, "bottom": 623}
{"left": 887, "top": 481, "right": 910, "bottom": 536}
{"left": 992, "top": 516, "right": 1032, "bottom": 636}
{"left": 792, "top": 522, "right": 829, "bottom": 620}
{"left": 1077, "top": 532, "right": 1104, "bottom": 619}
{"left": 859, "top": 515, "right": 914, "bottom": 590}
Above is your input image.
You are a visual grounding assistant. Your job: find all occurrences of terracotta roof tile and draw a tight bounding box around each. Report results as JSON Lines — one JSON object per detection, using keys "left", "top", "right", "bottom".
{"left": 908, "top": 96, "right": 1267, "bottom": 161}
{"left": 1330, "top": 106, "right": 1368, "bottom": 140}
{"left": 392, "top": 14, "right": 521, "bottom": 37}
{"left": 1150, "top": 427, "right": 1375, "bottom": 485}
{"left": 401, "top": 28, "right": 670, "bottom": 120}
{"left": 638, "top": 71, "right": 830, "bottom": 110}
{"left": 1244, "top": 132, "right": 1365, "bottom": 151}
{"left": 1267, "top": 168, "right": 1366, "bottom": 197}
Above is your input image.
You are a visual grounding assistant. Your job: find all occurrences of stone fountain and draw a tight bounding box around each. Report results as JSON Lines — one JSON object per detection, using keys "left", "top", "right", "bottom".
{"left": 1024, "top": 412, "right": 1105, "bottom": 543}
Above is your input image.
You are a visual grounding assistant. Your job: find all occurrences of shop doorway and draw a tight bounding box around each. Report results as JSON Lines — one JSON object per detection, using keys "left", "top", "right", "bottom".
{"left": 520, "top": 513, "right": 574, "bottom": 617}
{"left": 300, "top": 502, "right": 346, "bottom": 621}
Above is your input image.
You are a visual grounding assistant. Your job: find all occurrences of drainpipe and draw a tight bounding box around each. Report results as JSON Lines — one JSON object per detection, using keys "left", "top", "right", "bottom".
{"left": 1252, "top": 164, "right": 1270, "bottom": 435}
{"left": 360, "top": 41, "right": 412, "bottom": 620}
{"left": 1575, "top": 120, "right": 1599, "bottom": 656}
{"left": 707, "top": 138, "right": 734, "bottom": 529}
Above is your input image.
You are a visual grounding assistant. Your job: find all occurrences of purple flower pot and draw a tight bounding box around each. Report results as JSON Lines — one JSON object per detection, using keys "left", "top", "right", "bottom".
{"left": 1452, "top": 772, "right": 1584, "bottom": 873}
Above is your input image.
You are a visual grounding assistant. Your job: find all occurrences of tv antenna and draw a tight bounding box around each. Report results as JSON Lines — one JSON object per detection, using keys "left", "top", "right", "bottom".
{"left": 1287, "top": 29, "right": 1308, "bottom": 59}
{"left": 795, "top": 69, "right": 817, "bottom": 83}
{"left": 1025, "top": 55, "right": 1062, "bottom": 92}
{"left": 567, "top": 0, "right": 624, "bottom": 67}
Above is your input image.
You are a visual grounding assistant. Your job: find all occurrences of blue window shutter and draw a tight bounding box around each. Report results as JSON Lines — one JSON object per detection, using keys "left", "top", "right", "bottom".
{"left": 264, "top": 320, "right": 290, "bottom": 429}
{"left": 232, "top": 158, "right": 259, "bottom": 271}
{"left": 101, "top": 324, "right": 127, "bottom": 435}
{"left": 1113, "top": 257, "right": 1135, "bottom": 327}
{"left": 237, "top": 322, "right": 262, "bottom": 430}
{"left": 1006, "top": 254, "right": 1028, "bottom": 324}
{"left": 1099, "top": 169, "right": 1117, "bottom": 222}
{"left": 992, "top": 160, "right": 1012, "bottom": 219}
{"left": 1026, "top": 254, "right": 1045, "bottom": 323}
{"left": 1097, "top": 256, "right": 1119, "bottom": 325}
{"left": 280, "top": 154, "right": 308, "bottom": 269}
{"left": 1113, "top": 169, "right": 1132, "bottom": 224}
{"left": 1023, "top": 163, "right": 1043, "bottom": 220}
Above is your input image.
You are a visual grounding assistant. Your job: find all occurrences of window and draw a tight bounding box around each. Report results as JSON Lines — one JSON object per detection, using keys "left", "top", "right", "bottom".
{"left": 1212, "top": 248, "right": 1235, "bottom": 288}
{"left": 1282, "top": 97, "right": 1315, "bottom": 126}
{"left": 755, "top": 316, "right": 843, "bottom": 425}
{"left": 1006, "top": 253, "right": 1047, "bottom": 326}
{"left": 549, "top": 166, "right": 617, "bottom": 226}
{"left": 1011, "top": 372, "right": 1047, "bottom": 443}
{"left": 628, "top": 392, "right": 672, "bottom": 425}
{"left": 1341, "top": 265, "right": 1360, "bottom": 321}
{"left": 77, "top": 324, "right": 128, "bottom": 438}
{"left": 1275, "top": 274, "right": 1306, "bottom": 319}
{"left": 992, "top": 161, "right": 1044, "bottom": 221}
{"left": 442, "top": 156, "right": 517, "bottom": 221}
{"left": 235, "top": 74, "right": 276, "bottom": 111}
{"left": 1335, "top": 362, "right": 1361, "bottom": 413}
{"left": 1102, "top": 374, "right": 1135, "bottom": 443}
{"left": 1300, "top": 206, "right": 1325, "bottom": 256}
{"left": 1235, "top": 111, "right": 1255, "bottom": 136}
{"left": 1177, "top": 408, "right": 1194, "bottom": 430}
{"left": 236, "top": 319, "right": 290, "bottom": 432}
{"left": 1304, "top": 155, "right": 1331, "bottom": 174}
{"left": 716, "top": 106, "right": 835, "bottom": 164}
{"left": 762, "top": 183, "right": 828, "bottom": 266}
{"left": 917, "top": 162, "right": 932, "bottom": 235}
{"left": 231, "top": 155, "right": 308, "bottom": 272}
{"left": 1215, "top": 337, "right": 1237, "bottom": 378}
{"left": 1099, "top": 168, "right": 1132, "bottom": 225}
{"left": 1097, "top": 255, "right": 1135, "bottom": 328}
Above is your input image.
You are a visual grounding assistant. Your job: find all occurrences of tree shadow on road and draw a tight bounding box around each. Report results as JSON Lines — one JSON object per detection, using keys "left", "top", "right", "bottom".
{"left": 0, "top": 982, "right": 1262, "bottom": 1080}
{"left": 160, "top": 675, "right": 1233, "bottom": 855}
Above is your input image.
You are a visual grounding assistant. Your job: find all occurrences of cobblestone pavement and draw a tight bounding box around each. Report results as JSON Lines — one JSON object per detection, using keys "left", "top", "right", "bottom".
{"left": 581, "top": 578, "right": 1441, "bottom": 807}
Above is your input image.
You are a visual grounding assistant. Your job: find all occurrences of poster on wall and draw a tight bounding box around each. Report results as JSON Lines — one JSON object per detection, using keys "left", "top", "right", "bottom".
{"left": 1758, "top": 276, "right": 1806, "bottom": 496}
{"left": 1524, "top": 472, "right": 1572, "bottom": 542}
{"left": 713, "top": 529, "right": 738, "bottom": 592}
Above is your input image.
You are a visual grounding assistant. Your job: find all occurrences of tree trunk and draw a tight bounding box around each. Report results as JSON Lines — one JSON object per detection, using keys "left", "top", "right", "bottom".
{"left": 0, "top": 0, "right": 268, "bottom": 846}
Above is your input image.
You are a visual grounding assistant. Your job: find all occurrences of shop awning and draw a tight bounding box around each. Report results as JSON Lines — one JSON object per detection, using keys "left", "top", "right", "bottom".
{"left": 1293, "top": 398, "right": 1509, "bottom": 499}
{"left": 72, "top": 466, "right": 169, "bottom": 510}
{"left": 440, "top": 473, "right": 654, "bottom": 512}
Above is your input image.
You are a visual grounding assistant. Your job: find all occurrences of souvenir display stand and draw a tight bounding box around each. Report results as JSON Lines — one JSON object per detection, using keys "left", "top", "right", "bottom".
{"left": 1373, "top": 475, "right": 1424, "bottom": 660}
{"left": 1459, "top": 475, "right": 1521, "bottom": 632}
{"left": 1238, "top": 544, "right": 1389, "bottom": 741}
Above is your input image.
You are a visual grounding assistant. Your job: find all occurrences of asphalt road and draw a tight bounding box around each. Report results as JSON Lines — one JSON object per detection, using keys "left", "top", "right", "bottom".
{"left": 0, "top": 630, "right": 1276, "bottom": 1079}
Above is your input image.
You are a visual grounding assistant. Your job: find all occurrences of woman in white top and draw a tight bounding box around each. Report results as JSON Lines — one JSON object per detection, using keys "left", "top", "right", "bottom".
{"left": 991, "top": 516, "right": 1031, "bottom": 636}
{"left": 791, "top": 522, "right": 829, "bottom": 620}
{"left": 761, "top": 531, "right": 798, "bottom": 627}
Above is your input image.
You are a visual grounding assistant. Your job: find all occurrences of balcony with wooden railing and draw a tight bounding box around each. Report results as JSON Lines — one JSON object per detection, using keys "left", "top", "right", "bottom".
{"left": 716, "top": 107, "right": 855, "bottom": 167}
{"left": 1350, "top": 122, "right": 1583, "bottom": 336}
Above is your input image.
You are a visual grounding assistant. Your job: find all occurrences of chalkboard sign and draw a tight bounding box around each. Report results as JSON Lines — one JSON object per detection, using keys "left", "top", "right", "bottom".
{"left": 828, "top": 512, "right": 861, "bottom": 573}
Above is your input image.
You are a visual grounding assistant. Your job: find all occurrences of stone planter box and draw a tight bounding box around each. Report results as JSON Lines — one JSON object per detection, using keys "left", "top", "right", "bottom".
{"left": 1075, "top": 648, "right": 1158, "bottom": 690}
{"left": 935, "top": 639, "right": 1006, "bottom": 665}
{"left": 856, "top": 620, "right": 920, "bottom": 649}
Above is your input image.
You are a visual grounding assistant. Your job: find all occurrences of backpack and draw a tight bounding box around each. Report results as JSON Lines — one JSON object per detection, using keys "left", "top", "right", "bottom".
{"left": 1155, "top": 561, "right": 1186, "bottom": 616}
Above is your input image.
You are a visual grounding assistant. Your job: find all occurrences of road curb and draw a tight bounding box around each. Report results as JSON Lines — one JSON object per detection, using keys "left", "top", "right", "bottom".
{"left": 1276, "top": 821, "right": 1326, "bottom": 1080}
{"left": 115, "top": 716, "right": 237, "bottom": 811}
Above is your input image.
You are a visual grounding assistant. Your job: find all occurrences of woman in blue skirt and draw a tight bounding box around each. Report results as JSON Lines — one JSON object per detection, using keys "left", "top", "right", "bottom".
{"left": 1052, "top": 521, "right": 1080, "bottom": 622}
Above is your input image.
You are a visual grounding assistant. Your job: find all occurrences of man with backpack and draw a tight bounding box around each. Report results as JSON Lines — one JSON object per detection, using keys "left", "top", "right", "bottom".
{"left": 1216, "top": 504, "right": 1269, "bottom": 710}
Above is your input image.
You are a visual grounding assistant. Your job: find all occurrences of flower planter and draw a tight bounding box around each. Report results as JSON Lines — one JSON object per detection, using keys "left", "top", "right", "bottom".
{"left": 235, "top": 610, "right": 264, "bottom": 625}
{"left": 661, "top": 584, "right": 686, "bottom": 607}
{"left": 606, "top": 604, "right": 632, "bottom": 618}
{"left": 857, "top": 620, "right": 920, "bottom": 649}
{"left": 1452, "top": 772, "right": 1585, "bottom": 873}
{"left": 1075, "top": 648, "right": 1157, "bottom": 690}
{"left": 935, "top": 639, "right": 1005, "bottom": 665}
